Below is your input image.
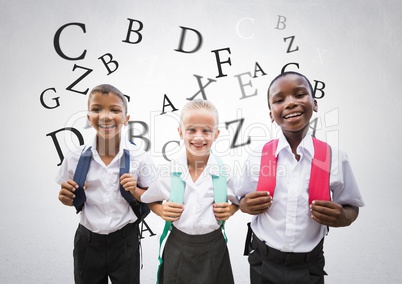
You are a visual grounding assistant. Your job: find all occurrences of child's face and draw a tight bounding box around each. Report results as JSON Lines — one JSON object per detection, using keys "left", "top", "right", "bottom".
{"left": 87, "top": 92, "right": 130, "bottom": 140}
{"left": 268, "top": 74, "right": 317, "bottom": 135}
{"left": 178, "top": 108, "right": 220, "bottom": 158}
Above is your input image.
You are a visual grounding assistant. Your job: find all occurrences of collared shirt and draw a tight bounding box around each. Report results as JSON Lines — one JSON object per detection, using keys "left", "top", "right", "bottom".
{"left": 56, "top": 133, "right": 155, "bottom": 234}
{"left": 141, "top": 149, "right": 239, "bottom": 235}
{"left": 236, "top": 132, "right": 365, "bottom": 253}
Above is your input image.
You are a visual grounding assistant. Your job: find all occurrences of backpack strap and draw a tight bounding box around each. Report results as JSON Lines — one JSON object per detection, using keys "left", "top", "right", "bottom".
{"left": 309, "top": 138, "right": 331, "bottom": 204}
{"left": 120, "top": 149, "right": 150, "bottom": 221}
{"left": 157, "top": 172, "right": 185, "bottom": 283}
{"left": 119, "top": 149, "right": 135, "bottom": 203}
{"left": 73, "top": 146, "right": 92, "bottom": 213}
{"left": 256, "top": 139, "right": 279, "bottom": 196}
{"left": 256, "top": 138, "right": 331, "bottom": 204}
{"left": 73, "top": 147, "right": 149, "bottom": 219}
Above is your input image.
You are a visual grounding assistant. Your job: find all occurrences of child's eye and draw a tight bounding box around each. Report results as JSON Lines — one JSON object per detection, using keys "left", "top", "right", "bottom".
{"left": 112, "top": 109, "right": 121, "bottom": 113}
{"left": 203, "top": 129, "right": 212, "bottom": 133}
{"left": 273, "top": 98, "right": 283, "bottom": 104}
{"left": 186, "top": 128, "right": 195, "bottom": 132}
{"left": 90, "top": 108, "right": 100, "bottom": 113}
{"left": 296, "top": 93, "right": 306, "bottom": 98}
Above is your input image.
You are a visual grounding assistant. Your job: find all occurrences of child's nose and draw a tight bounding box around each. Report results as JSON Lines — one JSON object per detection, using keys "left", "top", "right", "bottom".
{"left": 99, "top": 111, "right": 115, "bottom": 120}
{"left": 193, "top": 132, "right": 206, "bottom": 140}
{"left": 285, "top": 97, "right": 298, "bottom": 108}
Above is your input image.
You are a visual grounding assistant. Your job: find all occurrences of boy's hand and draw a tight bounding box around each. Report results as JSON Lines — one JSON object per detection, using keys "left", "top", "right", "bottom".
{"left": 161, "top": 201, "right": 184, "bottom": 222}
{"left": 120, "top": 173, "right": 137, "bottom": 197}
{"left": 240, "top": 191, "right": 272, "bottom": 215}
{"left": 58, "top": 179, "right": 87, "bottom": 206}
{"left": 310, "top": 200, "right": 359, "bottom": 227}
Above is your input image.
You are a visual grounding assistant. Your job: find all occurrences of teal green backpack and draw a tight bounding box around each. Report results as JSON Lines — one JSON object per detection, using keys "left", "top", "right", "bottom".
{"left": 156, "top": 155, "right": 228, "bottom": 283}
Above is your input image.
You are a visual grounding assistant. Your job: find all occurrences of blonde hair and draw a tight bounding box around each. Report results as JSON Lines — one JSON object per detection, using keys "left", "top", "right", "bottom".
{"left": 180, "top": 99, "right": 219, "bottom": 126}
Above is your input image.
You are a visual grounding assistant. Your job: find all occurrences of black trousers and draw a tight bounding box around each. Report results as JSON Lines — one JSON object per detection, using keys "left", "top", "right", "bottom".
{"left": 73, "top": 223, "right": 140, "bottom": 284}
{"left": 248, "top": 234, "right": 327, "bottom": 284}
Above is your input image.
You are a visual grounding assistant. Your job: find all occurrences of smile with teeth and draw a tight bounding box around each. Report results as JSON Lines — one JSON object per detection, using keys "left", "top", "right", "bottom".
{"left": 284, "top": 112, "right": 302, "bottom": 119}
{"left": 192, "top": 142, "right": 207, "bottom": 147}
{"left": 100, "top": 124, "right": 116, "bottom": 129}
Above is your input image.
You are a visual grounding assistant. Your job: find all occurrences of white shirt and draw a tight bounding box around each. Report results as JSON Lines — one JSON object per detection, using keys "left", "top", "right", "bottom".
{"left": 56, "top": 134, "right": 155, "bottom": 234}
{"left": 236, "top": 132, "right": 365, "bottom": 252}
{"left": 141, "top": 149, "right": 239, "bottom": 235}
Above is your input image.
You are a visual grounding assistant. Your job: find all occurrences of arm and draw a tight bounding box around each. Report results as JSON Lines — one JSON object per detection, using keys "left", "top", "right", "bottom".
{"left": 239, "top": 191, "right": 272, "bottom": 215}
{"left": 310, "top": 200, "right": 359, "bottom": 227}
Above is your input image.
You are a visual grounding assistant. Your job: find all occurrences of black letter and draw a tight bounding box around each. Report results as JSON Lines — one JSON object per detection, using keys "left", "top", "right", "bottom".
{"left": 46, "top": 127, "right": 84, "bottom": 166}
{"left": 174, "top": 26, "right": 203, "bottom": 53}
{"left": 225, "top": 118, "right": 251, "bottom": 148}
{"left": 281, "top": 62, "right": 300, "bottom": 73}
{"left": 66, "top": 64, "right": 93, "bottom": 95}
{"left": 313, "top": 80, "right": 326, "bottom": 99}
{"left": 161, "top": 94, "right": 178, "bottom": 115}
{"left": 186, "top": 74, "right": 216, "bottom": 100}
{"left": 98, "top": 53, "right": 119, "bottom": 75}
{"left": 53, "top": 22, "right": 86, "bottom": 60}
{"left": 139, "top": 219, "right": 156, "bottom": 239}
{"left": 211, "top": 47, "right": 231, "bottom": 78}
{"left": 40, "top": 88, "right": 60, "bottom": 109}
{"left": 122, "top": 18, "right": 143, "bottom": 44}
{"left": 283, "top": 36, "right": 299, "bottom": 53}
{"left": 253, "top": 62, "right": 267, "bottom": 78}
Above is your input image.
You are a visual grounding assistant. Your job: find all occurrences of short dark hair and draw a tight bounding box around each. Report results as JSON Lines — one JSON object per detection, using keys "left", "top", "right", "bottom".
{"left": 267, "top": 71, "right": 314, "bottom": 109}
{"left": 88, "top": 84, "right": 128, "bottom": 114}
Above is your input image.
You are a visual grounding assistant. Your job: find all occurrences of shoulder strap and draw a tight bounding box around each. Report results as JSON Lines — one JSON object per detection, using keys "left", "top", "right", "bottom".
{"left": 212, "top": 155, "right": 227, "bottom": 227}
{"left": 255, "top": 138, "right": 331, "bottom": 204}
{"left": 120, "top": 149, "right": 150, "bottom": 221}
{"left": 170, "top": 172, "right": 186, "bottom": 204}
{"left": 119, "top": 149, "right": 136, "bottom": 204}
{"left": 73, "top": 147, "right": 92, "bottom": 213}
{"left": 256, "top": 139, "right": 279, "bottom": 196}
{"left": 157, "top": 172, "right": 185, "bottom": 283}
{"left": 309, "top": 138, "right": 331, "bottom": 204}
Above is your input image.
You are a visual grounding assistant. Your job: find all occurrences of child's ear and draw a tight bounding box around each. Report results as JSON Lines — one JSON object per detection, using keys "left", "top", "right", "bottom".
{"left": 178, "top": 126, "right": 183, "bottom": 139}
{"left": 124, "top": 114, "right": 130, "bottom": 126}
{"left": 313, "top": 99, "right": 318, "bottom": 112}
{"left": 87, "top": 114, "right": 92, "bottom": 126}
{"left": 269, "top": 112, "right": 274, "bottom": 123}
{"left": 213, "top": 129, "right": 220, "bottom": 141}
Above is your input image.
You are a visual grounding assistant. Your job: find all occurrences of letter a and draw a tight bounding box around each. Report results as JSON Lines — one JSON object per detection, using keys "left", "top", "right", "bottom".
{"left": 160, "top": 94, "right": 178, "bottom": 114}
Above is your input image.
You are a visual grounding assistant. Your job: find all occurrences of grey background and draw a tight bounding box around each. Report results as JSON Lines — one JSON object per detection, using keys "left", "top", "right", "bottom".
{"left": 1, "top": 0, "right": 401, "bottom": 283}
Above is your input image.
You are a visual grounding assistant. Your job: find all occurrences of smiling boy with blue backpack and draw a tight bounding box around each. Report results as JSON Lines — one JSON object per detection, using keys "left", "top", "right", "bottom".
{"left": 237, "top": 71, "right": 365, "bottom": 284}
{"left": 56, "top": 84, "right": 155, "bottom": 284}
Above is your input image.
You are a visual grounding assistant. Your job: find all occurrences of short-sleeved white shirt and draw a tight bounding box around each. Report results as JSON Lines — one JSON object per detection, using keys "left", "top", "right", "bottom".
{"left": 236, "top": 132, "right": 365, "bottom": 253}
{"left": 141, "top": 150, "right": 239, "bottom": 235}
{"left": 56, "top": 135, "right": 155, "bottom": 234}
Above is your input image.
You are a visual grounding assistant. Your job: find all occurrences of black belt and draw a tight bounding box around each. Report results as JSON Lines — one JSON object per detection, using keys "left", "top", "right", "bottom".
{"left": 252, "top": 234, "right": 324, "bottom": 265}
{"left": 78, "top": 222, "right": 139, "bottom": 242}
